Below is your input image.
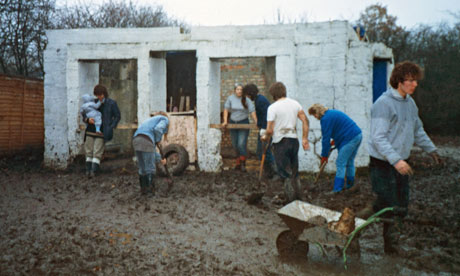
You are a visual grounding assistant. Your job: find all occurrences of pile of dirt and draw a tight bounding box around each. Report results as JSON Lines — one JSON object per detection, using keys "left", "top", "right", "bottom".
{"left": 0, "top": 145, "right": 459, "bottom": 275}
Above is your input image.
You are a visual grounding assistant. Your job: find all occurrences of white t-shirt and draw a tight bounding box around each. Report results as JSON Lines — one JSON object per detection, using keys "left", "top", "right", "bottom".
{"left": 267, "top": 98, "right": 302, "bottom": 143}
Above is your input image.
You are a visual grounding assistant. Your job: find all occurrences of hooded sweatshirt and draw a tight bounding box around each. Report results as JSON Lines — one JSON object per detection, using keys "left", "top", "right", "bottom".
{"left": 368, "top": 88, "right": 436, "bottom": 165}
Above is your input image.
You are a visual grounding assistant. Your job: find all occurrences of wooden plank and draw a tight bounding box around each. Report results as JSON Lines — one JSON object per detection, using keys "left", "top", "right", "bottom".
{"left": 185, "top": 96, "right": 190, "bottom": 111}
{"left": 209, "top": 123, "right": 257, "bottom": 129}
{"left": 179, "top": 96, "right": 185, "bottom": 112}
{"left": 169, "top": 96, "right": 173, "bottom": 112}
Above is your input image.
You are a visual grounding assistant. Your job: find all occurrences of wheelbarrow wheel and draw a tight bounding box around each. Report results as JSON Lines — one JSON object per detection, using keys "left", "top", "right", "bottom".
{"left": 276, "top": 230, "right": 309, "bottom": 259}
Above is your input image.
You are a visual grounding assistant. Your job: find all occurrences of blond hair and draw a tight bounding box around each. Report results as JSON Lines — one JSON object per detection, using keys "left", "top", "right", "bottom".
{"left": 308, "top": 104, "right": 328, "bottom": 119}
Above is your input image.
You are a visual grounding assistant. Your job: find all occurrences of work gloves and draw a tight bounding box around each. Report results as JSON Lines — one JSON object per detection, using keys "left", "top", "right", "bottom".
{"left": 320, "top": 140, "right": 335, "bottom": 165}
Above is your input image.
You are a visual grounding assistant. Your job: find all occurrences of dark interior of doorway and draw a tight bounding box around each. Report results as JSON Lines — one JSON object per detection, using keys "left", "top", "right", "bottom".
{"left": 166, "top": 51, "right": 197, "bottom": 113}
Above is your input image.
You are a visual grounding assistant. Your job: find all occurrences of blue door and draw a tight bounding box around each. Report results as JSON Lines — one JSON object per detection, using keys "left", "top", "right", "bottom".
{"left": 373, "top": 60, "right": 388, "bottom": 102}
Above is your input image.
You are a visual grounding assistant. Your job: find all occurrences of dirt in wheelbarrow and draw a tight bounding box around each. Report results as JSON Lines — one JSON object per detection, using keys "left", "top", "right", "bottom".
{"left": 1, "top": 139, "right": 459, "bottom": 275}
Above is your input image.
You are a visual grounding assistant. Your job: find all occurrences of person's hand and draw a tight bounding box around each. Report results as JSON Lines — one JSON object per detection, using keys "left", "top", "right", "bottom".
{"left": 330, "top": 140, "right": 335, "bottom": 146}
{"left": 302, "top": 138, "right": 310, "bottom": 150}
{"left": 430, "top": 152, "right": 442, "bottom": 165}
{"left": 221, "top": 122, "right": 228, "bottom": 128}
{"left": 160, "top": 158, "right": 167, "bottom": 165}
{"left": 320, "top": 156, "right": 328, "bottom": 165}
{"left": 394, "top": 160, "right": 413, "bottom": 175}
{"left": 88, "top": 118, "right": 95, "bottom": 124}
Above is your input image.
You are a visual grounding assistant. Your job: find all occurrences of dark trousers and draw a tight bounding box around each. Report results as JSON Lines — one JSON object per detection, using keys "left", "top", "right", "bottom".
{"left": 272, "top": 138, "right": 299, "bottom": 179}
{"left": 370, "top": 157, "right": 409, "bottom": 218}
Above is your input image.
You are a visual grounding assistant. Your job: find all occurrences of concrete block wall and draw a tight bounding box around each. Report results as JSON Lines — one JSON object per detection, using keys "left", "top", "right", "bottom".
{"left": 44, "top": 22, "right": 392, "bottom": 172}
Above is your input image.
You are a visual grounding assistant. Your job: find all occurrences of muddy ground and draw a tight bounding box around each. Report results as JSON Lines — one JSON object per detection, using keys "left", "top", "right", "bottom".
{"left": 1, "top": 139, "right": 459, "bottom": 275}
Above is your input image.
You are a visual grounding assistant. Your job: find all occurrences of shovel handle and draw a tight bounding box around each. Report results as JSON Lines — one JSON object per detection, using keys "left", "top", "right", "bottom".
{"left": 258, "top": 141, "right": 270, "bottom": 181}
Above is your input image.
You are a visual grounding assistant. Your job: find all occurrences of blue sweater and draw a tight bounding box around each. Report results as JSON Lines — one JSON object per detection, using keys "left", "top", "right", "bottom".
{"left": 134, "top": 115, "right": 169, "bottom": 144}
{"left": 255, "top": 94, "right": 271, "bottom": 129}
{"left": 320, "top": 110, "right": 361, "bottom": 157}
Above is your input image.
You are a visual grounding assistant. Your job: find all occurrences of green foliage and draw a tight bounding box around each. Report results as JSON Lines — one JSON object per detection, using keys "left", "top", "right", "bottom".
{"left": 357, "top": 4, "right": 460, "bottom": 135}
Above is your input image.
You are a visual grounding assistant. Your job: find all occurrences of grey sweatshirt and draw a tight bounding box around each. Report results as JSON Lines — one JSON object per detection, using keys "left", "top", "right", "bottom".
{"left": 368, "top": 88, "right": 437, "bottom": 165}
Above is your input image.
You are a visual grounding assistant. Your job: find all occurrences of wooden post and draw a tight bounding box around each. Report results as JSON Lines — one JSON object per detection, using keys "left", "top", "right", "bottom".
{"left": 179, "top": 96, "right": 185, "bottom": 112}
{"left": 185, "top": 96, "right": 190, "bottom": 111}
{"left": 169, "top": 96, "right": 173, "bottom": 112}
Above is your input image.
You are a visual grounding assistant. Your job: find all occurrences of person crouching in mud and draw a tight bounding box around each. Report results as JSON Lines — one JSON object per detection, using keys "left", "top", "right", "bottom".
{"left": 132, "top": 111, "right": 169, "bottom": 197}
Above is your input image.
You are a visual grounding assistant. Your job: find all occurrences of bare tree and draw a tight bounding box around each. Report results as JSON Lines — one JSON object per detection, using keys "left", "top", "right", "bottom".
{"left": 0, "top": 0, "right": 54, "bottom": 77}
{"left": 54, "top": 0, "right": 187, "bottom": 29}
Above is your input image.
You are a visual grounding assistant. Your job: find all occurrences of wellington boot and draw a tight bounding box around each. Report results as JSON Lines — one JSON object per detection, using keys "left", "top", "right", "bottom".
{"left": 146, "top": 174, "right": 155, "bottom": 197}
{"left": 284, "top": 178, "right": 296, "bottom": 204}
{"left": 139, "top": 175, "right": 149, "bottom": 195}
{"left": 85, "top": 162, "right": 92, "bottom": 177}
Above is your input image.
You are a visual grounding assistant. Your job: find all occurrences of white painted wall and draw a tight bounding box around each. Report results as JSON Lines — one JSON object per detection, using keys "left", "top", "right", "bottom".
{"left": 44, "top": 22, "right": 392, "bottom": 172}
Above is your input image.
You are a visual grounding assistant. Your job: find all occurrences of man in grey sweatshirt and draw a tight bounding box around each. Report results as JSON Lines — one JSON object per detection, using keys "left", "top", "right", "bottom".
{"left": 368, "top": 61, "right": 441, "bottom": 254}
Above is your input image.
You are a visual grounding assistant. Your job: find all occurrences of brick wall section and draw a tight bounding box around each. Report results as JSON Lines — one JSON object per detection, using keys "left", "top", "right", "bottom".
{"left": 0, "top": 74, "right": 44, "bottom": 154}
{"left": 219, "top": 57, "right": 274, "bottom": 158}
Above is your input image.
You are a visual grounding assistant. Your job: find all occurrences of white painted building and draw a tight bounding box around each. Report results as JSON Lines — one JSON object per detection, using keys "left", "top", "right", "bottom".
{"left": 44, "top": 22, "right": 393, "bottom": 172}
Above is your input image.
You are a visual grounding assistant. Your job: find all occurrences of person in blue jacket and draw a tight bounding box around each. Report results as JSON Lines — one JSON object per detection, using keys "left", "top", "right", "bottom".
{"left": 308, "top": 104, "right": 362, "bottom": 193}
{"left": 244, "top": 84, "right": 278, "bottom": 179}
{"left": 132, "top": 111, "right": 168, "bottom": 197}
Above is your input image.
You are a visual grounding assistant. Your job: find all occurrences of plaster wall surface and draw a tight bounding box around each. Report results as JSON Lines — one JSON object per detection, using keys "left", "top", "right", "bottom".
{"left": 44, "top": 22, "right": 392, "bottom": 172}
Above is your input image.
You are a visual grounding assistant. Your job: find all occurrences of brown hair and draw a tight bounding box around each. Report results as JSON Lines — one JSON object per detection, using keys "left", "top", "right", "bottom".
{"left": 93, "top": 84, "right": 108, "bottom": 98}
{"left": 243, "top": 84, "right": 259, "bottom": 101}
{"left": 389, "top": 61, "right": 423, "bottom": 89}
{"left": 269, "top": 82, "right": 286, "bottom": 101}
{"left": 235, "top": 83, "right": 248, "bottom": 109}
{"left": 308, "top": 104, "right": 328, "bottom": 119}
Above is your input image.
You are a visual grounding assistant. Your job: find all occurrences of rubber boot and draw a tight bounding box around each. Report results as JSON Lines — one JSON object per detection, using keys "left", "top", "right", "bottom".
{"left": 240, "top": 156, "right": 247, "bottom": 172}
{"left": 284, "top": 178, "right": 296, "bottom": 203}
{"left": 146, "top": 174, "right": 155, "bottom": 197}
{"left": 292, "top": 177, "right": 305, "bottom": 201}
{"left": 234, "top": 156, "right": 241, "bottom": 171}
{"left": 90, "top": 162, "right": 99, "bottom": 178}
{"left": 85, "top": 161, "right": 92, "bottom": 177}
{"left": 383, "top": 222, "right": 399, "bottom": 255}
{"left": 333, "top": 177, "right": 344, "bottom": 193}
{"left": 139, "top": 175, "right": 148, "bottom": 195}
{"left": 346, "top": 177, "right": 355, "bottom": 189}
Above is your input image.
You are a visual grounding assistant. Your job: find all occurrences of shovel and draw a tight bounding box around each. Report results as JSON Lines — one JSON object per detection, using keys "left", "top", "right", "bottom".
{"left": 157, "top": 144, "right": 174, "bottom": 191}
{"left": 314, "top": 146, "right": 336, "bottom": 184}
{"left": 258, "top": 141, "right": 271, "bottom": 181}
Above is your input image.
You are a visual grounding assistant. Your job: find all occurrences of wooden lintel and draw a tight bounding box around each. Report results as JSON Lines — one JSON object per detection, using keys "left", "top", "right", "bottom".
{"left": 209, "top": 124, "right": 257, "bottom": 129}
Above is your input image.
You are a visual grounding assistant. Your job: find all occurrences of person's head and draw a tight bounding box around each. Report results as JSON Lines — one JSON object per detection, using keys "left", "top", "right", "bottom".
{"left": 81, "top": 94, "right": 94, "bottom": 103}
{"left": 150, "top": 111, "right": 170, "bottom": 140}
{"left": 269, "top": 82, "right": 286, "bottom": 101}
{"left": 234, "top": 83, "right": 243, "bottom": 97}
{"left": 93, "top": 84, "right": 108, "bottom": 101}
{"left": 390, "top": 61, "right": 423, "bottom": 97}
{"left": 243, "top": 84, "right": 259, "bottom": 101}
{"left": 308, "top": 103, "right": 328, "bottom": 120}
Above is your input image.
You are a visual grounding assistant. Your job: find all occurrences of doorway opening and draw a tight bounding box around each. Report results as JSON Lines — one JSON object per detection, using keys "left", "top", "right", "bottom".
{"left": 216, "top": 56, "right": 276, "bottom": 171}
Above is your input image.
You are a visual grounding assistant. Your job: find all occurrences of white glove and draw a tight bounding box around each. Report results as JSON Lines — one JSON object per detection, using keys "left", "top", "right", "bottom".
{"left": 259, "top": 129, "right": 267, "bottom": 137}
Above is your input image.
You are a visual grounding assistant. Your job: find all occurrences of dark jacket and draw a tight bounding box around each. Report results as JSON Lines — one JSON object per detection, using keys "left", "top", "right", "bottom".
{"left": 83, "top": 97, "right": 121, "bottom": 142}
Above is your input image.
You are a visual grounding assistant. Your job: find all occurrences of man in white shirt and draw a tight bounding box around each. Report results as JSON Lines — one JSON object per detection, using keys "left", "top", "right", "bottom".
{"left": 262, "top": 82, "right": 310, "bottom": 202}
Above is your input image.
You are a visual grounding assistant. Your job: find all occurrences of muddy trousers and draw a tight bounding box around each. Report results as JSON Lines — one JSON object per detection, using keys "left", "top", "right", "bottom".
{"left": 272, "top": 138, "right": 299, "bottom": 179}
{"left": 370, "top": 157, "right": 409, "bottom": 253}
{"left": 84, "top": 135, "right": 105, "bottom": 165}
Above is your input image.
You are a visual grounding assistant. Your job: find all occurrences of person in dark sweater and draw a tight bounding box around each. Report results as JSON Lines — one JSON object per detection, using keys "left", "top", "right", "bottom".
{"left": 243, "top": 84, "right": 278, "bottom": 179}
{"left": 308, "top": 104, "right": 362, "bottom": 193}
{"left": 81, "top": 84, "right": 121, "bottom": 177}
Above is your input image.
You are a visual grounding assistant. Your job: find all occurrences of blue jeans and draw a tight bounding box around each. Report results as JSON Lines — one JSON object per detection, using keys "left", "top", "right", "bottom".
{"left": 256, "top": 133, "right": 274, "bottom": 164}
{"left": 273, "top": 138, "right": 299, "bottom": 179}
{"left": 334, "top": 133, "right": 362, "bottom": 191}
{"left": 135, "top": 151, "right": 156, "bottom": 175}
{"left": 229, "top": 118, "right": 249, "bottom": 157}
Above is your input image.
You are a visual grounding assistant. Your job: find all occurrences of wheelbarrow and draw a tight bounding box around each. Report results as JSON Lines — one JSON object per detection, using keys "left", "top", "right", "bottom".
{"left": 276, "top": 200, "right": 399, "bottom": 269}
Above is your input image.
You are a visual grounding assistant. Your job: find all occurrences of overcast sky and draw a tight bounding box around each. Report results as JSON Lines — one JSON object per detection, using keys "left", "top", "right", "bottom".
{"left": 56, "top": 0, "right": 459, "bottom": 28}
